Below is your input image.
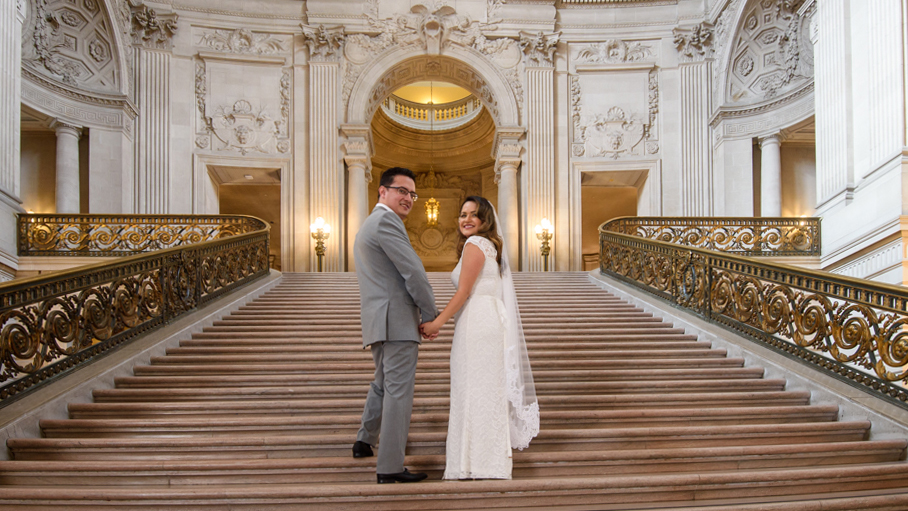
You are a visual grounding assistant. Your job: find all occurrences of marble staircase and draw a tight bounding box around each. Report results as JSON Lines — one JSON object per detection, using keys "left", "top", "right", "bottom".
{"left": 2, "top": 272, "right": 908, "bottom": 510}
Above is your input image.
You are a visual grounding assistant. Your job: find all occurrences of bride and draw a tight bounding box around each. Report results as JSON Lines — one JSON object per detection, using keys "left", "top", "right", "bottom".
{"left": 420, "top": 196, "right": 539, "bottom": 480}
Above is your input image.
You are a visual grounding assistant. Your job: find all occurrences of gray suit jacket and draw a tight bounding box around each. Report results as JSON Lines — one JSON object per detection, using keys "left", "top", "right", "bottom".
{"left": 354, "top": 205, "right": 438, "bottom": 347}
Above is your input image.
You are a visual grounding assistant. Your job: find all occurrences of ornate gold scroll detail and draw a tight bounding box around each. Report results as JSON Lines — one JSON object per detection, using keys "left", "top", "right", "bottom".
{"left": 602, "top": 216, "right": 820, "bottom": 257}
{"left": 1, "top": 215, "right": 269, "bottom": 406}
{"left": 600, "top": 217, "right": 908, "bottom": 406}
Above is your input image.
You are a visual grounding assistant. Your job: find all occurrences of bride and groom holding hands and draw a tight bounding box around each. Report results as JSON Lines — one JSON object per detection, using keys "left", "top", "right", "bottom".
{"left": 352, "top": 167, "right": 540, "bottom": 484}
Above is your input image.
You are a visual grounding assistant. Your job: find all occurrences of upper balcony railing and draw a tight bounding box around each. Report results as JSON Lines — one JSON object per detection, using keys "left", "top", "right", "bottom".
{"left": 599, "top": 216, "right": 908, "bottom": 409}
{"left": 1, "top": 214, "right": 270, "bottom": 407}
{"left": 381, "top": 95, "right": 483, "bottom": 131}
{"left": 603, "top": 216, "right": 820, "bottom": 257}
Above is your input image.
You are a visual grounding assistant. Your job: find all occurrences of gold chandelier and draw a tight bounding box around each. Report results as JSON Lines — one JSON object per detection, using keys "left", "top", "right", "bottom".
{"left": 425, "top": 81, "right": 439, "bottom": 227}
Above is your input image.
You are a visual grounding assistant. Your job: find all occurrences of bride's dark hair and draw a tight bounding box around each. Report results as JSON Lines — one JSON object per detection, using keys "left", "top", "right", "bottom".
{"left": 455, "top": 196, "right": 503, "bottom": 267}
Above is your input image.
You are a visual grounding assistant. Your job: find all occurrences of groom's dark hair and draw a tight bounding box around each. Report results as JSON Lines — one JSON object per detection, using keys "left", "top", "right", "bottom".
{"left": 380, "top": 167, "right": 416, "bottom": 189}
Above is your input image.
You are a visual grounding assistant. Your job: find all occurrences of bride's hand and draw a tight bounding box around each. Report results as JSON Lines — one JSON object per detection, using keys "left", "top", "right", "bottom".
{"left": 420, "top": 320, "right": 441, "bottom": 339}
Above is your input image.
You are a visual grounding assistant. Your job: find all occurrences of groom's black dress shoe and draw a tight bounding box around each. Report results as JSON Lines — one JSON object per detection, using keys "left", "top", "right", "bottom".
{"left": 352, "top": 441, "right": 373, "bottom": 458}
{"left": 377, "top": 468, "right": 428, "bottom": 484}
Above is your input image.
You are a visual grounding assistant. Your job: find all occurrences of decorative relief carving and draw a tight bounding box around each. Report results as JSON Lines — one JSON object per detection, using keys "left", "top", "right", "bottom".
{"left": 130, "top": 4, "right": 178, "bottom": 50}
{"left": 580, "top": 107, "right": 647, "bottom": 159}
{"left": 673, "top": 23, "right": 714, "bottom": 62}
{"left": 518, "top": 31, "right": 560, "bottom": 67}
{"left": 647, "top": 68, "right": 660, "bottom": 154}
{"left": 301, "top": 24, "right": 345, "bottom": 62}
{"left": 22, "top": 0, "right": 119, "bottom": 91}
{"left": 194, "top": 59, "right": 290, "bottom": 156}
{"left": 725, "top": 0, "right": 814, "bottom": 104}
{"left": 573, "top": 39, "right": 654, "bottom": 64}
{"left": 570, "top": 75, "right": 583, "bottom": 156}
{"left": 487, "top": 0, "right": 505, "bottom": 22}
{"left": 345, "top": 3, "right": 523, "bottom": 115}
{"left": 198, "top": 28, "right": 287, "bottom": 55}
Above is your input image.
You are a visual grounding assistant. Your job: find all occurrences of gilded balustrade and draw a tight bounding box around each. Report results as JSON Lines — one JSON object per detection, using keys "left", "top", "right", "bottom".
{"left": 604, "top": 216, "right": 820, "bottom": 256}
{"left": 600, "top": 217, "right": 908, "bottom": 406}
{"left": 18, "top": 214, "right": 264, "bottom": 256}
{"left": 0, "top": 215, "right": 270, "bottom": 407}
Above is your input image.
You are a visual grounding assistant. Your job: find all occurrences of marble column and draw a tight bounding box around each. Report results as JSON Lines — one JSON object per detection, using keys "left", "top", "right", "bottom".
{"left": 759, "top": 134, "right": 782, "bottom": 217}
{"left": 342, "top": 125, "right": 373, "bottom": 271}
{"left": 53, "top": 122, "right": 82, "bottom": 214}
{"left": 497, "top": 161, "right": 520, "bottom": 269}
{"left": 520, "top": 32, "right": 559, "bottom": 271}
{"left": 494, "top": 127, "right": 524, "bottom": 270}
{"left": 303, "top": 25, "right": 345, "bottom": 272}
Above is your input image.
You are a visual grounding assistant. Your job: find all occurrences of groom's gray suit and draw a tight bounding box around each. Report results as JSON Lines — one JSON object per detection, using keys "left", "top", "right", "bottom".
{"left": 354, "top": 203, "right": 437, "bottom": 474}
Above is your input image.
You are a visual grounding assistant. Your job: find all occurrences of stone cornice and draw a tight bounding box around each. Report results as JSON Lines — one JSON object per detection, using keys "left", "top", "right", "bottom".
{"left": 22, "top": 68, "right": 138, "bottom": 119}
{"left": 709, "top": 81, "right": 814, "bottom": 129}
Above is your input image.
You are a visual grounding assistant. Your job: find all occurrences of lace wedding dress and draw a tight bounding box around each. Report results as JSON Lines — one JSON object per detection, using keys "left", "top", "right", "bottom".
{"left": 443, "top": 236, "right": 513, "bottom": 480}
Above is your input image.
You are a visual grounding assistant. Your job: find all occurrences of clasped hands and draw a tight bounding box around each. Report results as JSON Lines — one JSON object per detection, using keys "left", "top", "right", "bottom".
{"left": 419, "top": 320, "right": 441, "bottom": 340}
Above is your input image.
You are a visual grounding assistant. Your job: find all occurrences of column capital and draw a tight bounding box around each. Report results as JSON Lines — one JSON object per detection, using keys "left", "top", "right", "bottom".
{"left": 673, "top": 22, "right": 714, "bottom": 63}
{"left": 130, "top": 3, "right": 178, "bottom": 51}
{"left": 759, "top": 132, "right": 783, "bottom": 147}
{"left": 301, "top": 24, "right": 345, "bottom": 62}
{"left": 518, "top": 31, "right": 561, "bottom": 68}
{"left": 51, "top": 120, "right": 82, "bottom": 139}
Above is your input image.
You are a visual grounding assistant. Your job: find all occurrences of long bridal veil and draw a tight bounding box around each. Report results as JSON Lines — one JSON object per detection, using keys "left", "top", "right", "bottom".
{"left": 493, "top": 207, "right": 540, "bottom": 450}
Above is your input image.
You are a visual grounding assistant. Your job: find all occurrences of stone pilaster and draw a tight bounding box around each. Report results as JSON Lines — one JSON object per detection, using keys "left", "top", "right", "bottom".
{"left": 674, "top": 23, "right": 714, "bottom": 216}
{"left": 494, "top": 128, "right": 524, "bottom": 271}
{"left": 813, "top": 0, "right": 853, "bottom": 208}
{"left": 0, "top": 0, "right": 26, "bottom": 278}
{"left": 342, "top": 125, "right": 373, "bottom": 272}
{"left": 131, "top": 4, "right": 178, "bottom": 214}
{"left": 303, "top": 25, "right": 345, "bottom": 272}
{"left": 520, "top": 31, "right": 559, "bottom": 271}
{"left": 52, "top": 121, "right": 82, "bottom": 214}
{"left": 759, "top": 134, "right": 782, "bottom": 217}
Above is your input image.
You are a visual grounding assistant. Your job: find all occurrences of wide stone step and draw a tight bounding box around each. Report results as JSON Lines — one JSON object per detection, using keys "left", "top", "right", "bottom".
{"left": 130, "top": 357, "right": 749, "bottom": 376}
{"left": 2, "top": 464, "right": 908, "bottom": 510}
{"left": 147, "top": 348, "right": 726, "bottom": 365}
{"left": 65, "top": 391, "right": 812, "bottom": 419}
{"left": 90, "top": 378, "right": 786, "bottom": 402}
{"left": 45, "top": 405, "right": 843, "bottom": 437}
{"left": 114, "top": 367, "right": 766, "bottom": 388}
{"left": 172, "top": 339, "right": 710, "bottom": 352}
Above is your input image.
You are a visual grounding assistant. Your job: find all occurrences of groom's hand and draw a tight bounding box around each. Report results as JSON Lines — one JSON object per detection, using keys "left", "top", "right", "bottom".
{"left": 419, "top": 322, "right": 438, "bottom": 340}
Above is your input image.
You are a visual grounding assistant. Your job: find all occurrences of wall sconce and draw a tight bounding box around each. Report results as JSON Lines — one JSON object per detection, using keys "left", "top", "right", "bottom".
{"left": 310, "top": 216, "right": 331, "bottom": 272}
{"left": 425, "top": 197, "right": 439, "bottom": 227}
{"left": 534, "top": 218, "right": 553, "bottom": 271}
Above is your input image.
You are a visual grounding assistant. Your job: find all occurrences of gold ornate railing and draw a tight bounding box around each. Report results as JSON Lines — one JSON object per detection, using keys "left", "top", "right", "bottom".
{"left": 18, "top": 214, "right": 264, "bottom": 256}
{"left": 600, "top": 218, "right": 908, "bottom": 407}
{"left": 603, "top": 216, "right": 821, "bottom": 257}
{"left": 1, "top": 215, "right": 270, "bottom": 407}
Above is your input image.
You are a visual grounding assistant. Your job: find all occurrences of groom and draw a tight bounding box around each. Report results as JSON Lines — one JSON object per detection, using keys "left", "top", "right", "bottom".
{"left": 352, "top": 167, "right": 438, "bottom": 484}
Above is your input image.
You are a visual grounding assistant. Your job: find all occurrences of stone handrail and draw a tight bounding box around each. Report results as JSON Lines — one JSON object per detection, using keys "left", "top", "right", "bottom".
{"left": 1, "top": 215, "right": 270, "bottom": 407}
{"left": 599, "top": 217, "right": 908, "bottom": 408}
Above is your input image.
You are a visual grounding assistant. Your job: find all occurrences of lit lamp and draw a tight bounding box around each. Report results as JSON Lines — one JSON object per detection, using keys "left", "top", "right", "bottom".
{"left": 310, "top": 217, "right": 331, "bottom": 272}
{"left": 534, "top": 218, "right": 553, "bottom": 271}
{"left": 425, "top": 197, "right": 439, "bottom": 227}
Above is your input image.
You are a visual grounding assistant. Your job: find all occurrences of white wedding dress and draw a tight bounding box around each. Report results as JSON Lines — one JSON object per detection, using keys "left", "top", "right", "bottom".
{"left": 443, "top": 236, "right": 513, "bottom": 480}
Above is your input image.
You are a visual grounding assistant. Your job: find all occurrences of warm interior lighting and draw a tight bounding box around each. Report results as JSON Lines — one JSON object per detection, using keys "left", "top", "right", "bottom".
{"left": 535, "top": 218, "right": 553, "bottom": 235}
{"left": 310, "top": 216, "right": 330, "bottom": 235}
{"left": 425, "top": 198, "right": 439, "bottom": 227}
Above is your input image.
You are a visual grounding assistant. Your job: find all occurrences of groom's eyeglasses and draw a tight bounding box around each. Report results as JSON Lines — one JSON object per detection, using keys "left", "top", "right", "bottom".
{"left": 385, "top": 186, "right": 418, "bottom": 200}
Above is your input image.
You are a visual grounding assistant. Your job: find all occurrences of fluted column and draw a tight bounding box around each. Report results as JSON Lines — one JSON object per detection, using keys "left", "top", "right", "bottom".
{"left": 303, "top": 25, "right": 345, "bottom": 272}
{"left": 130, "top": 4, "right": 178, "bottom": 214}
{"left": 0, "top": 0, "right": 23, "bottom": 202}
{"left": 53, "top": 122, "right": 82, "bottom": 214}
{"left": 674, "top": 23, "right": 715, "bottom": 216}
{"left": 494, "top": 128, "right": 524, "bottom": 270}
{"left": 520, "top": 31, "right": 559, "bottom": 271}
{"left": 759, "top": 134, "right": 783, "bottom": 217}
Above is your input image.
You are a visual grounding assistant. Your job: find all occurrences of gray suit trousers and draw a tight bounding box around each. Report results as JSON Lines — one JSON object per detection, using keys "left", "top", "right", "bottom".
{"left": 356, "top": 340, "right": 419, "bottom": 474}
